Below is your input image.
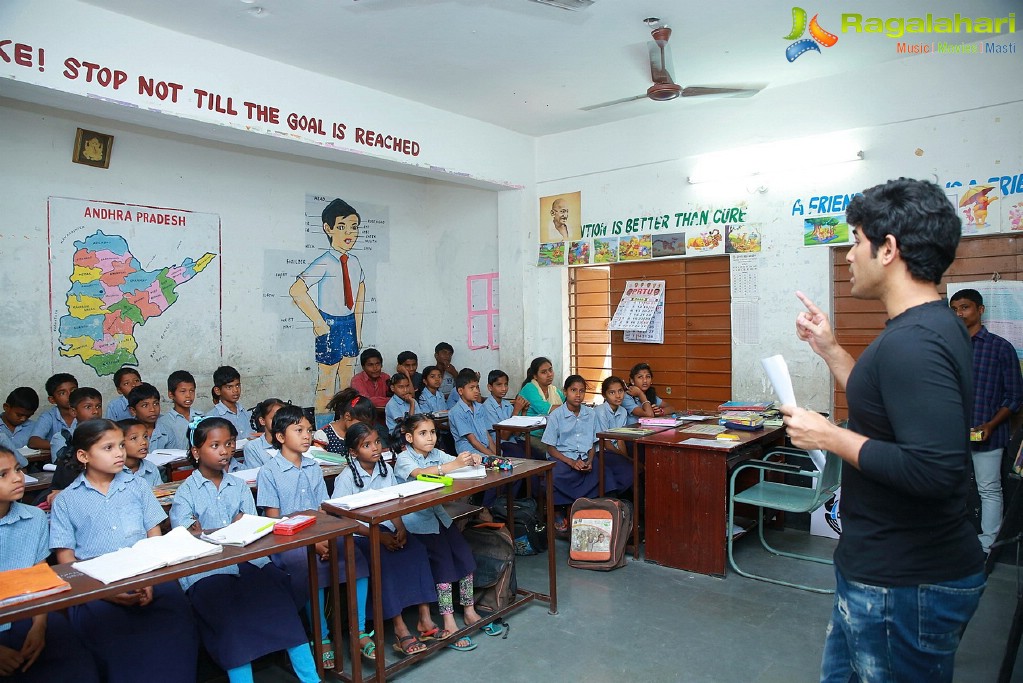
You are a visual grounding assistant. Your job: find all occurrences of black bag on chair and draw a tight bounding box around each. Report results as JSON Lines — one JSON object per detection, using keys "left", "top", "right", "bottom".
{"left": 490, "top": 496, "right": 548, "bottom": 555}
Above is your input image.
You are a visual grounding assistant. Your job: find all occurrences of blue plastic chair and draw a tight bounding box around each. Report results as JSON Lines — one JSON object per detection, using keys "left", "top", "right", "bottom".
{"left": 727, "top": 447, "right": 842, "bottom": 593}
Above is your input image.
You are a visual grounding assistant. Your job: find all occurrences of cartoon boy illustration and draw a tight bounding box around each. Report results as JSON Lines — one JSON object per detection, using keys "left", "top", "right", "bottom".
{"left": 290, "top": 198, "right": 365, "bottom": 414}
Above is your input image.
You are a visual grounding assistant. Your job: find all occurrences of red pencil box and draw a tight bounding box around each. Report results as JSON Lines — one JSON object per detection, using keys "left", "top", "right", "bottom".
{"left": 273, "top": 515, "right": 316, "bottom": 535}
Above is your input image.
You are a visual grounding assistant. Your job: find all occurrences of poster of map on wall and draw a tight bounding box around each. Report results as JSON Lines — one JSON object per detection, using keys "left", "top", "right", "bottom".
{"left": 47, "top": 197, "right": 220, "bottom": 378}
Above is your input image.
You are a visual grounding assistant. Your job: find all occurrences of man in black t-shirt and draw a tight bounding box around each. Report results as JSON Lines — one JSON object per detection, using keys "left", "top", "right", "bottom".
{"left": 781, "top": 178, "right": 985, "bottom": 683}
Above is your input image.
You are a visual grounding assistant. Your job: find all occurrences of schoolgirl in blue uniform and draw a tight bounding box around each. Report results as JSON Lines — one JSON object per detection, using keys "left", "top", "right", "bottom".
{"left": 393, "top": 413, "right": 496, "bottom": 651}
{"left": 541, "top": 375, "right": 600, "bottom": 531}
{"left": 0, "top": 447, "right": 99, "bottom": 682}
{"left": 416, "top": 366, "right": 448, "bottom": 414}
{"left": 320, "top": 389, "right": 375, "bottom": 457}
{"left": 241, "top": 397, "right": 287, "bottom": 468}
{"left": 171, "top": 416, "right": 319, "bottom": 683}
{"left": 621, "top": 362, "right": 673, "bottom": 424}
{"left": 593, "top": 376, "right": 635, "bottom": 494}
{"left": 257, "top": 405, "right": 372, "bottom": 665}
{"left": 333, "top": 423, "right": 437, "bottom": 656}
{"left": 49, "top": 419, "right": 199, "bottom": 683}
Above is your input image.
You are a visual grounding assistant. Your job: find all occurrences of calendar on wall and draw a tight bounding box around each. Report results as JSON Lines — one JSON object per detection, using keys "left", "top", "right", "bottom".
{"left": 609, "top": 280, "right": 665, "bottom": 332}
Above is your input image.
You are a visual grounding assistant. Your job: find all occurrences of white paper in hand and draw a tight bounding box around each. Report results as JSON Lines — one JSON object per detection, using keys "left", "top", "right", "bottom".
{"left": 760, "top": 354, "right": 827, "bottom": 471}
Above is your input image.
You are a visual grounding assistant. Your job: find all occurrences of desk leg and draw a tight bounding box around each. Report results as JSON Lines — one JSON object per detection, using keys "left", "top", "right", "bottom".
{"left": 597, "top": 437, "right": 606, "bottom": 496}
{"left": 328, "top": 536, "right": 344, "bottom": 677}
{"left": 309, "top": 544, "right": 325, "bottom": 680}
{"left": 369, "top": 524, "right": 386, "bottom": 683}
{"left": 632, "top": 444, "right": 641, "bottom": 560}
{"left": 344, "top": 534, "right": 362, "bottom": 683}
{"left": 546, "top": 469, "right": 558, "bottom": 615}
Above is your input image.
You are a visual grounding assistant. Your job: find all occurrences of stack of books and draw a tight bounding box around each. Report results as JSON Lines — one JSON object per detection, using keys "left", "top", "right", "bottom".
{"left": 721, "top": 414, "right": 765, "bottom": 431}
{"left": 717, "top": 400, "right": 774, "bottom": 412}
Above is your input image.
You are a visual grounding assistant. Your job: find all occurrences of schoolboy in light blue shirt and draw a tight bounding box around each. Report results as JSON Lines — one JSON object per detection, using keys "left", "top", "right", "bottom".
{"left": 482, "top": 370, "right": 529, "bottom": 451}
{"left": 105, "top": 367, "right": 141, "bottom": 422}
{"left": 154, "top": 370, "right": 201, "bottom": 450}
{"left": 1, "top": 387, "right": 40, "bottom": 449}
{"left": 242, "top": 435, "right": 275, "bottom": 469}
{"left": 28, "top": 373, "right": 78, "bottom": 451}
{"left": 209, "top": 365, "right": 254, "bottom": 439}
{"left": 448, "top": 369, "right": 497, "bottom": 456}
{"left": 48, "top": 387, "right": 103, "bottom": 462}
{"left": 127, "top": 382, "right": 167, "bottom": 449}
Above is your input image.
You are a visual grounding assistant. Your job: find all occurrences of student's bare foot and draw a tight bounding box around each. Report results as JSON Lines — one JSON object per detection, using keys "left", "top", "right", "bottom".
{"left": 462, "top": 606, "right": 482, "bottom": 627}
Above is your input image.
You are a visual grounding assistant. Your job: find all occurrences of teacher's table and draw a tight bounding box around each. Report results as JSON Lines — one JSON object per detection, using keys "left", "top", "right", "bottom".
{"left": 0, "top": 511, "right": 360, "bottom": 681}
{"left": 322, "top": 458, "right": 557, "bottom": 683}
{"left": 639, "top": 424, "right": 786, "bottom": 577}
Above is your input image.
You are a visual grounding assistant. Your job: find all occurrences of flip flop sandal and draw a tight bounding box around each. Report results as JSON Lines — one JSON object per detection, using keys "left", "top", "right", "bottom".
{"left": 481, "top": 622, "right": 505, "bottom": 637}
{"left": 319, "top": 639, "right": 335, "bottom": 670}
{"left": 446, "top": 635, "right": 477, "bottom": 652}
{"left": 393, "top": 634, "right": 428, "bottom": 656}
{"left": 417, "top": 626, "right": 439, "bottom": 641}
{"left": 359, "top": 631, "right": 376, "bottom": 661}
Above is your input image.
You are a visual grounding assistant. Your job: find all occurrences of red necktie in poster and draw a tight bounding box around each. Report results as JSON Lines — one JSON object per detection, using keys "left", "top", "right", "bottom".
{"left": 340, "top": 253, "right": 354, "bottom": 310}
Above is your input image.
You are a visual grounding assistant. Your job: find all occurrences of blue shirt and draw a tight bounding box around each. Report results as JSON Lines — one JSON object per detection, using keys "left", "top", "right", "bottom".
{"left": 30, "top": 406, "right": 74, "bottom": 443}
{"left": 126, "top": 458, "right": 163, "bottom": 487}
{"left": 542, "top": 403, "right": 597, "bottom": 461}
{"left": 621, "top": 393, "right": 662, "bottom": 425}
{"left": 385, "top": 394, "right": 415, "bottom": 432}
{"left": 594, "top": 402, "right": 629, "bottom": 451}
{"left": 0, "top": 418, "right": 36, "bottom": 449}
{"left": 393, "top": 447, "right": 454, "bottom": 534}
{"left": 148, "top": 419, "right": 170, "bottom": 450}
{"left": 332, "top": 463, "right": 399, "bottom": 532}
{"left": 210, "top": 402, "right": 254, "bottom": 440}
{"left": 0, "top": 430, "right": 24, "bottom": 467}
{"left": 446, "top": 389, "right": 462, "bottom": 409}
{"left": 417, "top": 388, "right": 447, "bottom": 414}
{"left": 242, "top": 435, "right": 275, "bottom": 469}
{"left": 970, "top": 326, "right": 1023, "bottom": 451}
{"left": 439, "top": 373, "right": 455, "bottom": 399}
{"left": 0, "top": 502, "right": 49, "bottom": 633}
{"left": 170, "top": 469, "right": 267, "bottom": 590}
{"left": 154, "top": 408, "right": 200, "bottom": 450}
{"left": 105, "top": 395, "right": 132, "bottom": 422}
{"left": 50, "top": 470, "right": 167, "bottom": 560}
{"left": 482, "top": 396, "right": 512, "bottom": 441}
{"left": 449, "top": 398, "right": 492, "bottom": 455}
{"left": 256, "top": 454, "right": 327, "bottom": 516}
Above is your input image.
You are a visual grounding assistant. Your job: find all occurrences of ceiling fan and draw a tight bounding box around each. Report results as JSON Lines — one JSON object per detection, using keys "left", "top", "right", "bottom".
{"left": 582, "top": 23, "right": 763, "bottom": 111}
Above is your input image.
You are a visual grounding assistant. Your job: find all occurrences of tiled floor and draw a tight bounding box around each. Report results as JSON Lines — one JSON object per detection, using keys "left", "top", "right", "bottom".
{"left": 244, "top": 529, "right": 1019, "bottom": 682}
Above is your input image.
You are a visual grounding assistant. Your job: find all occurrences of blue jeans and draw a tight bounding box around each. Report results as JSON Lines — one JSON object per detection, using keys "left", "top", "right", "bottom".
{"left": 821, "top": 567, "right": 985, "bottom": 683}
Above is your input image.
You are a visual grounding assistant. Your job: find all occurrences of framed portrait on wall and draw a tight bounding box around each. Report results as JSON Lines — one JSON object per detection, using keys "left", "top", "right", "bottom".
{"left": 72, "top": 128, "right": 113, "bottom": 169}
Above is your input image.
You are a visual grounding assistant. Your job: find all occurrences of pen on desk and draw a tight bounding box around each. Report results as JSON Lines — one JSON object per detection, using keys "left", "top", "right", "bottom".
{"left": 256, "top": 518, "right": 282, "bottom": 533}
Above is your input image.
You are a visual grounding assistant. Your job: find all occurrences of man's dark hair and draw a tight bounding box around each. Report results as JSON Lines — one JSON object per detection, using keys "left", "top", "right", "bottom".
{"left": 845, "top": 178, "right": 961, "bottom": 284}
{"left": 68, "top": 387, "right": 102, "bottom": 408}
{"left": 167, "top": 370, "right": 196, "bottom": 393}
{"left": 435, "top": 342, "right": 454, "bottom": 354}
{"left": 5, "top": 387, "right": 39, "bottom": 412}
{"left": 45, "top": 373, "right": 78, "bottom": 397}
{"left": 127, "top": 382, "right": 161, "bottom": 408}
{"left": 397, "top": 351, "right": 417, "bottom": 365}
{"left": 322, "top": 198, "right": 360, "bottom": 227}
{"left": 950, "top": 288, "right": 983, "bottom": 308}
{"left": 213, "top": 365, "right": 241, "bottom": 388}
{"left": 360, "top": 348, "right": 383, "bottom": 366}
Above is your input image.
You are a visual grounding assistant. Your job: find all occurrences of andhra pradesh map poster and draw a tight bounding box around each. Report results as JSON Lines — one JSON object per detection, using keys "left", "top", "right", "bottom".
{"left": 47, "top": 197, "right": 221, "bottom": 378}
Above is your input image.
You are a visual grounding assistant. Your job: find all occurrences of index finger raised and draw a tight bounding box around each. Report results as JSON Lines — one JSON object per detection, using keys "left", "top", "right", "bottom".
{"left": 795, "top": 291, "right": 824, "bottom": 316}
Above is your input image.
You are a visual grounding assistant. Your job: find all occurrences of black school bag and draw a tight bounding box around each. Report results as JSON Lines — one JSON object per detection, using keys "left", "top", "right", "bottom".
{"left": 462, "top": 522, "right": 517, "bottom": 616}
{"left": 489, "top": 496, "right": 548, "bottom": 556}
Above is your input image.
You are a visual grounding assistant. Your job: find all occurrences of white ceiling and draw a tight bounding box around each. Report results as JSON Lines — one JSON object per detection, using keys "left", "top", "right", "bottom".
{"left": 84, "top": 0, "right": 1019, "bottom": 136}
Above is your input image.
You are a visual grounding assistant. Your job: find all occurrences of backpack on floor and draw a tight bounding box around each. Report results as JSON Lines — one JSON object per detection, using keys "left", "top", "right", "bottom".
{"left": 462, "top": 522, "right": 517, "bottom": 615}
{"left": 568, "top": 497, "right": 633, "bottom": 571}
{"left": 489, "top": 496, "right": 548, "bottom": 556}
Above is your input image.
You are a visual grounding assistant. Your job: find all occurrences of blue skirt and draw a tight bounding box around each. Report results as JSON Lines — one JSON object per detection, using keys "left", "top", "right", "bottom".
{"left": 603, "top": 451, "right": 634, "bottom": 492}
{"left": 0, "top": 613, "right": 99, "bottom": 683}
{"left": 272, "top": 541, "right": 369, "bottom": 606}
{"left": 413, "top": 523, "right": 476, "bottom": 584}
{"left": 69, "top": 582, "right": 198, "bottom": 683}
{"left": 550, "top": 458, "right": 599, "bottom": 505}
{"left": 355, "top": 534, "right": 438, "bottom": 621}
{"left": 186, "top": 562, "right": 309, "bottom": 670}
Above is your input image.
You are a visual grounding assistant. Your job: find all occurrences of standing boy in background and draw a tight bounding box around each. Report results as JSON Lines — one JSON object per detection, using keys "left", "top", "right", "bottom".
{"left": 155, "top": 371, "right": 200, "bottom": 450}
{"left": 210, "top": 365, "right": 254, "bottom": 439}
{"left": 1, "top": 387, "right": 39, "bottom": 449}
{"left": 27, "top": 373, "right": 78, "bottom": 452}
{"left": 290, "top": 198, "right": 366, "bottom": 417}
{"left": 950, "top": 288, "right": 1023, "bottom": 553}
{"left": 105, "top": 367, "right": 141, "bottom": 422}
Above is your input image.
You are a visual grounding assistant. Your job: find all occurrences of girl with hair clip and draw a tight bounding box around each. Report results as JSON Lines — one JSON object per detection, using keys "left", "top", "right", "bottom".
{"left": 393, "top": 413, "right": 504, "bottom": 650}
{"left": 542, "top": 375, "right": 600, "bottom": 532}
{"left": 256, "top": 405, "right": 372, "bottom": 667}
{"left": 49, "top": 419, "right": 199, "bottom": 683}
{"left": 0, "top": 446, "right": 100, "bottom": 683}
{"left": 621, "top": 362, "right": 674, "bottom": 424}
{"left": 331, "top": 423, "right": 438, "bottom": 656}
{"left": 172, "top": 416, "right": 320, "bottom": 683}
{"left": 242, "top": 397, "right": 288, "bottom": 469}
{"left": 385, "top": 373, "right": 416, "bottom": 432}
{"left": 320, "top": 388, "right": 375, "bottom": 458}
{"left": 416, "top": 365, "right": 447, "bottom": 414}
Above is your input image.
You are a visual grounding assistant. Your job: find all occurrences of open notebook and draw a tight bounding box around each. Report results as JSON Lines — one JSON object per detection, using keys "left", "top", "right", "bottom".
{"left": 325, "top": 480, "right": 444, "bottom": 510}
{"left": 201, "top": 514, "right": 278, "bottom": 547}
{"left": 496, "top": 416, "right": 547, "bottom": 428}
{"left": 73, "top": 527, "right": 222, "bottom": 584}
{"left": 147, "top": 449, "right": 189, "bottom": 467}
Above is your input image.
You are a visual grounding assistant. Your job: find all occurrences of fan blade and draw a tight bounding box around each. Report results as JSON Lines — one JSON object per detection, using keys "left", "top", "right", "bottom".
{"left": 580, "top": 93, "right": 649, "bottom": 111}
{"left": 648, "top": 42, "right": 675, "bottom": 85}
{"left": 681, "top": 85, "right": 763, "bottom": 98}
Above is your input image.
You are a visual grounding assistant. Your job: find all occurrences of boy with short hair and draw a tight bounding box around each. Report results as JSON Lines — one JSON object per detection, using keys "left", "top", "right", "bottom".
{"left": 27, "top": 373, "right": 78, "bottom": 452}
{"left": 483, "top": 370, "right": 528, "bottom": 457}
{"left": 128, "top": 382, "right": 165, "bottom": 448}
{"left": 105, "top": 367, "right": 142, "bottom": 421}
{"left": 1, "top": 387, "right": 40, "bottom": 449}
{"left": 154, "top": 370, "right": 201, "bottom": 450}
{"left": 449, "top": 368, "right": 497, "bottom": 457}
{"left": 209, "top": 365, "right": 253, "bottom": 438}
{"left": 434, "top": 342, "right": 457, "bottom": 399}
{"left": 395, "top": 351, "right": 422, "bottom": 391}
{"left": 117, "top": 417, "right": 162, "bottom": 486}
{"left": 47, "top": 387, "right": 103, "bottom": 461}
{"left": 350, "top": 348, "right": 390, "bottom": 408}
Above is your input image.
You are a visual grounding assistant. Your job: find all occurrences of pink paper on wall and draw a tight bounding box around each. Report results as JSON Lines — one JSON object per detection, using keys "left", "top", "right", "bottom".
{"left": 467, "top": 273, "right": 499, "bottom": 350}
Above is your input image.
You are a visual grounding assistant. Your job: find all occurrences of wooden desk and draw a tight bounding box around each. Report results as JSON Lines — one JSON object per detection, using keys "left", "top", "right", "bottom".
{"left": 0, "top": 511, "right": 360, "bottom": 681}
{"left": 24, "top": 471, "right": 53, "bottom": 494}
{"left": 153, "top": 464, "right": 346, "bottom": 509}
{"left": 639, "top": 425, "right": 786, "bottom": 576}
{"left": 322, "top": 458, "right": 557, "bottom": 683}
